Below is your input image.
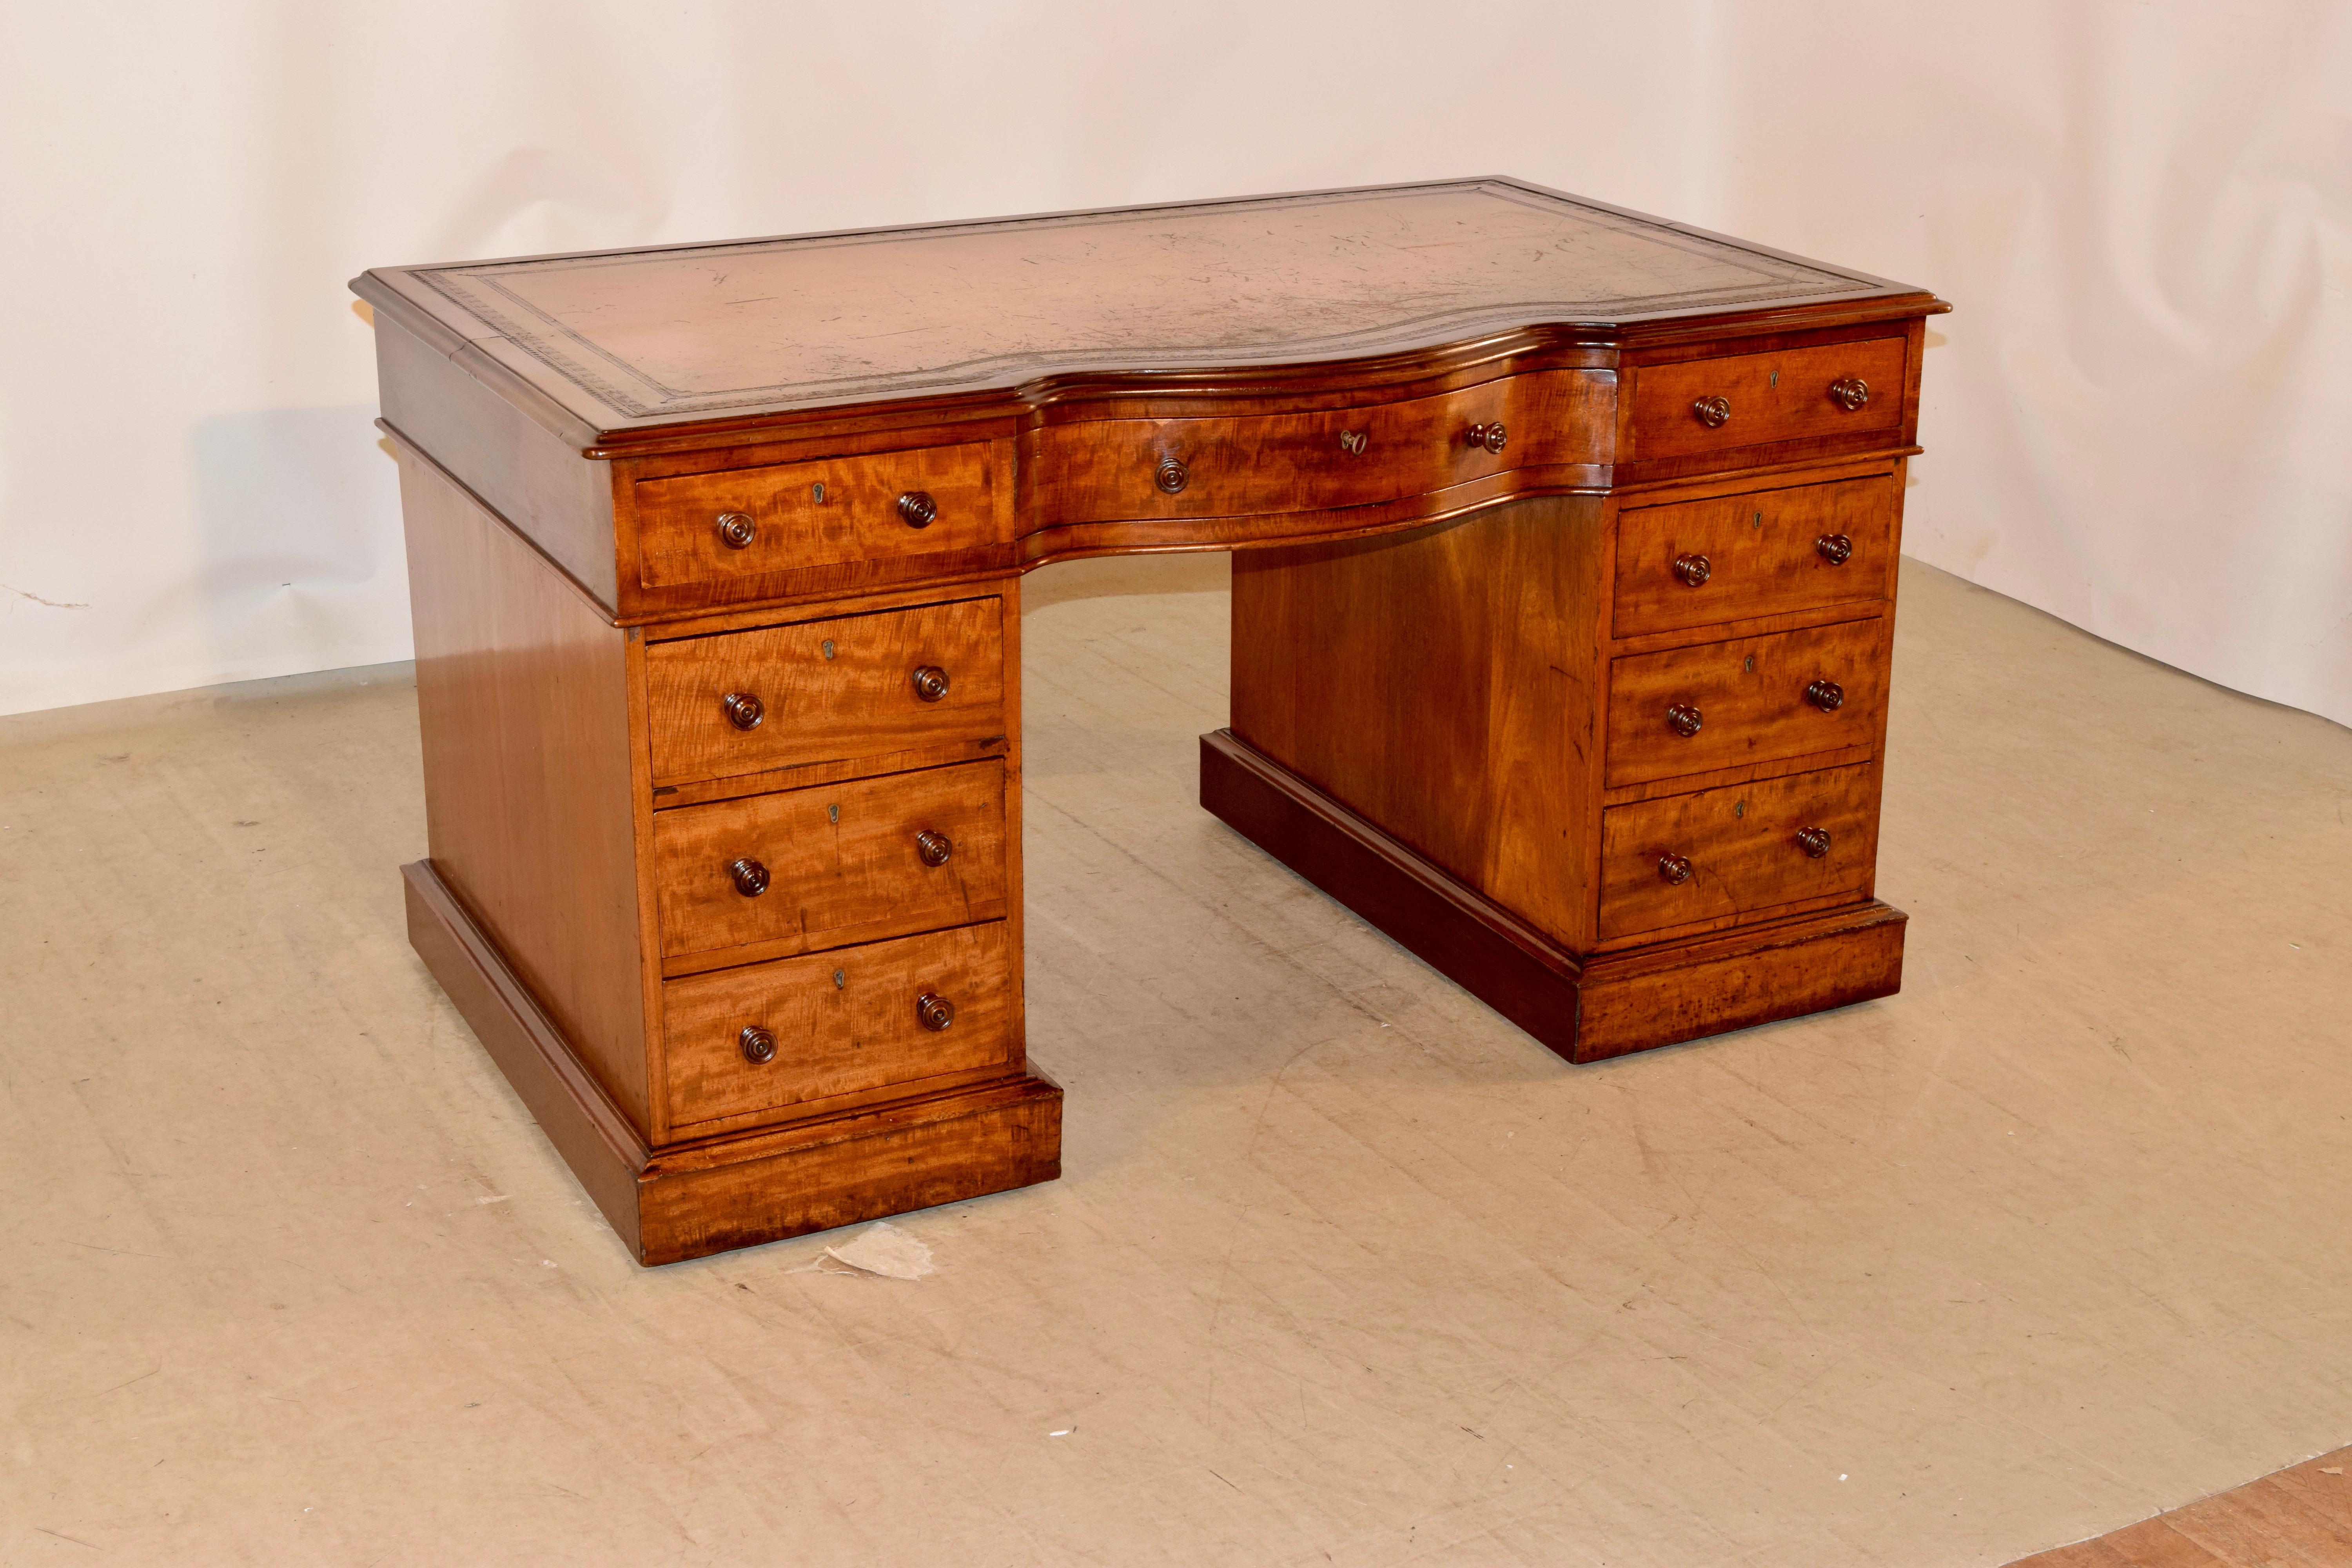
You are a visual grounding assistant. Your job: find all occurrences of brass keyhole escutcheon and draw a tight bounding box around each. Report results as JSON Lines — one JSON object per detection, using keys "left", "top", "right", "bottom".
{"left": 827, "top": 803, "right": 840, "bottom": 824}
{"left": 1769, "top": 370, "right": 1779, "bottom": 388}
{"left": 1338, "top": 429, "right": 1368, "bottom": 456}
{"left": 1734, "top": 799, "right": 1746, "bottom": 817}
{"left": 821, "top": 639, "right": 836, "bottom": 660}
{"left": 833, "top": 969, "right": 846, "bottom": 990}
{"left": 1753, "top": 511, "right": 1764, "bottom": 528}
{"left": 811, "top": 481, "right": 826, "bottom": 504}
{"left": 1743, "top": 655, "right": 1754, "bottom": 672}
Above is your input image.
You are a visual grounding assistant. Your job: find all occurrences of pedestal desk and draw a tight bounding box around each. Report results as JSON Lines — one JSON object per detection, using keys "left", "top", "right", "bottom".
{"left": 355, "top": 179, "right": 1946, "bottom": 1265}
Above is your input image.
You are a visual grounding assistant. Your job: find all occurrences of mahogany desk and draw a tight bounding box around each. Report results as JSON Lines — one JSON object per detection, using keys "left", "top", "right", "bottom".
{"left": 355, "top": 179, "right": 1946, "bottom": 1265}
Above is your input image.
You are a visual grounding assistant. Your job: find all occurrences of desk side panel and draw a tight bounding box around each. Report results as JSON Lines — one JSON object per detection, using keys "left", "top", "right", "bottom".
{"left": 375, "top": 313, "right": 620, "bottom": 608}
{"left": 397, "top": 452, "right": 653, "bottom": 1133}
{"left": 1230, "top": 494, "right": 1608, "bottom": 950}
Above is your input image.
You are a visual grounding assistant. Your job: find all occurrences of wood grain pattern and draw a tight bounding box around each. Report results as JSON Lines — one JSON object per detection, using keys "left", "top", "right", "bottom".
{"left": 635, "top": 1075, "right": 1062, "bottom": 1267}
{"left": 405, "top": 857, "right": 1057, "bottom": 1265}
{"left": 2005, "top": 1446, "right": 2352, "bottom": 1568}
{"left": 396, "top": 450, "right": 653, "bottom": 1133}
{"left": 1613, "top": 471, "right": 1897, "bottom": 637}
{"left": 1200, "top": 730, "right": 1906, "bottom": 1064}
{"left": 1597, "top": 762, "right": 1882, "bottom": 942}
{"left": 1605, "top": 615, "right": 1891, "bottom": 788}
{"left": 661, "top": 922, "right": 1015, "bottom": 1130}
{"left": 1630, "top": 335, "right": 1908, "bottom": 460}
{"left": 1230, "top": 495, "right": 1609, "bottom": 951}
{"left": 1034, "top": 369, "right": 1611, "bottom": 523}
{"left": 634, "top": 440, "right": 1000, "bottom": 589}
{"left": 645, "top": 596, "right": 1005, "bottom": 787}
{"left": 652, "top": 761, "right": 1007, "bottom": 969}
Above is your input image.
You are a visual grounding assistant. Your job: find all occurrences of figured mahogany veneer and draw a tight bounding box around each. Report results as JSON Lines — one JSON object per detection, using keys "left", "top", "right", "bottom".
{"left": 362, "top": 177, "right": 1943, "bottom": 1263}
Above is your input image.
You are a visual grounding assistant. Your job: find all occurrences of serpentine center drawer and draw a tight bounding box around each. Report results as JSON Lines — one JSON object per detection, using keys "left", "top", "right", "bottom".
{"left": 1614, "top": 473, "right": 1898, "bottom": 637}
{"left": 1606, "top": 616, "right": 1889, "bottom": 788}
{"left": 1632, "top": 337, "right": 1906, "bottom": 461}
{"left": 633, "top": 442, "right": 998, "bottom": 588}
{"left": 646, "top": 597, "right": 1004, "bottom": 788}
{"left": 1598, "top": 764, "right": 1880, "bottom": 942}
{"left": 662, "top": 922, "right": 1016, "bottom": 1131}
{"left": 1036, "top": 371, "right": 1604, "bottom": 524}
{"left": 653, "top": 760, "right": 1007, "bottom": 967}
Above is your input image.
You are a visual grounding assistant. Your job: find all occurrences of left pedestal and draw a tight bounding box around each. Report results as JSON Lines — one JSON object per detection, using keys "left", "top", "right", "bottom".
{"left": 395, "top": 445, "right": 1059, "bottom": 1267}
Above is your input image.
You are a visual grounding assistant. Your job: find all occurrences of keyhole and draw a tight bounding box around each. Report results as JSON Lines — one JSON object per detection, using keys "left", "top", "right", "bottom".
{"left": 1753, "top": 511, "right": 1763, "bottom": 528}
{"left": 833, "top": 969, "right": 846, "bottom": 989}
{"left": 1743, "top": 655, "right": 1754, "bottom": 672}
{"left": 1735, "top": 800, "right": 1747, "bottom": 817}
{"left": 827, "top": 803, "right": 840, "bottom": 824}
{"left": 821, "top": 640, "right": 836, "bottom": 660}
{"left": 811, "top": 481, "right": 826, "bottom": 504}
{"left": 1769, "top": 370, "right": 1779, "bottom": 388}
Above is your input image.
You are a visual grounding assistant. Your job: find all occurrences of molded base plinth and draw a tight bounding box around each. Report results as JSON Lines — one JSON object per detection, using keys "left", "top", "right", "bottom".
{"left": 403, "top": 861, "right": 1062, "bottom": 1265}
{"left": 1199, "top": 730, "right": 1904, "bottom": 1062}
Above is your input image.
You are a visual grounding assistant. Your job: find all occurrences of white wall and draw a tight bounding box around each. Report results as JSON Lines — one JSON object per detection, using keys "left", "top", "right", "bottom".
{"left": 4, "top": 1, "right": 2346, "bottom": 726}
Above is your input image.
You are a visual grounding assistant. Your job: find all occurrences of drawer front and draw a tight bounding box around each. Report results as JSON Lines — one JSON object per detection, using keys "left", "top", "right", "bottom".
{"left": 646, "top": 597, "right": 1004, "bottom": 788}
{"left": 1599, "top": 764, "right": 1880, "bottom": 942}
{"left": 654, "top": 761, "right": 1007, "bottom": 963}
{"left": 1632, "top": 337, "right": 1906, "bottom": 461}
{"left": 634, "top": 442, "right": 999, "bottom": 589}
{"left": 1613, "top": 474, "right": 1898, "bottom": 637}
{"left": 663, "top": 922, "right": 1015, "bottom": 1129}
{"left": 1036, "top": 370, "right": 1604, "bottom": 524}
{"left": 1607, "top": 617, "right": 1889, "bottom": 788}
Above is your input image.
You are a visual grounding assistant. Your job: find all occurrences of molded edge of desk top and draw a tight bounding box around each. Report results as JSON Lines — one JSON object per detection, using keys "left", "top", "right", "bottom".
{"left": 352, "top": 176, "right": 1946, "bottom": 453}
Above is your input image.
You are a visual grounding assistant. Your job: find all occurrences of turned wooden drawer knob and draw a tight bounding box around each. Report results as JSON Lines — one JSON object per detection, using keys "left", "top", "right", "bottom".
{"left": 739, "top": 1025, "right": 777, "bottom": 1064}
{"left": 915, "top": 829, "right": 953, "bottom": 866}
{"left": 897, "top": 490, "right": 937, "bottom": 528}
{"left": 1673, "top": 553, "right": 1711, "bottom": 587}
{"left": 910, "top": 665, "right": 951, "bottom": 702}
{"left": 1816, "top": 533, "right": 1854, "bottom": 566}
{"left": 1795, "top": 826, "right": 1833, "bottom": 859}
{"left": 721, "top": 690, "right": 764, "bottom": 730}
{"left": 728, "top": 857, "right": 770, "bottom": 897}
{"left": 715, "top": 512, "right": 757, "bottom": 549}
{"left": 1804, "top": 678, "right": 1845, "bottom": 712}
{"left": 1829, "top": 377, "right": 1870, "bottom": 412}
{"left": 1466, "top": 421, "right": 1507, "bottom": 454}
{"left": 916, "top": 992, "right": 955, "bottom": 1031}
{"left": 1154, "top": 456, "right": 1190, "bottom": 495}
{"left": 1665, "top": 702, "right": 1704, "bottom": 738}
{"left": 1658, "top": 853, "right": 1694, "bottom": 885}
{"left": 1691, "top": 395, "right": 1731, "bottom": 428}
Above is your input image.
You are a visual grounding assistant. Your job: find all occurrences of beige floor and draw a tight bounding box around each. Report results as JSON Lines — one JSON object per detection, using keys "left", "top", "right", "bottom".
{"left": 4, "top": 556, "right": 2349, "bottom": 1567}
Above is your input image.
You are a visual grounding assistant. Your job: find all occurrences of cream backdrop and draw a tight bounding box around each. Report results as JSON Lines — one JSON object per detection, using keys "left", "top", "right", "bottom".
{"left": 3, "top": 2, "right": 2347, "bottom": 725}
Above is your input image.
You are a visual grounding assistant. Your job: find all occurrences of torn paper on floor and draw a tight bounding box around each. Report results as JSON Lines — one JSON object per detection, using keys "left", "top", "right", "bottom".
{"left": 809, "top": 1221, "right": 935, "bottom": 1279}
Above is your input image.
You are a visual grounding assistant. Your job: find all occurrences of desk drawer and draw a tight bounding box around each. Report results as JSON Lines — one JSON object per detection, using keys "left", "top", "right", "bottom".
{"left": 634, "top": 442, "right": 999, "bottom": 589}
{"left": 1613, "top": 474, "right": 1898, "bottom": 637}
{"left": 1599, "top": 764, "right": 1880, "bottom": 942}
{"left": 646, "top": 597, "right": 1005, "bottom": 788}
{"left": 662, "top": 922, "right": 1016, "bottom": 1131}
{"left": 1631, "top": 338, "right": 1906, "bottom": 461}
{"left": 1036, "top": 374, "right": 1593, "bottom": 524}
{"left": 653, "top": 761, "right": 1007, "bottom": 965}
{"left": 1606, "top": 617, "right": 1888, "bottom": 789}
